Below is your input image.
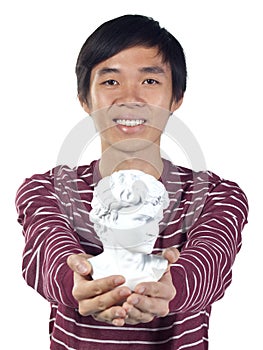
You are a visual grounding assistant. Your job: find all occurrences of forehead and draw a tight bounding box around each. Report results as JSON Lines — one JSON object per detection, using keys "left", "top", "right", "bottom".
{"left": 91, "top": 46, "right": 171, "bottom": 76}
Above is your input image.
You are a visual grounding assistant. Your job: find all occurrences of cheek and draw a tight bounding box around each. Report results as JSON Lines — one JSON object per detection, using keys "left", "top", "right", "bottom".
{"left": 90, "top": 85, "right": 118, "bottom": 109}
{"left": 147, "top": 91, "right": 173, "bottom": 110}
{"left": 88, "top": 86, "right": 103, "bottom": 111}
{"left": 92, "top": 112, "right": 112, "bottom": 132}
{"left": 150, "top": 108, "right": 170, "bottom": 130}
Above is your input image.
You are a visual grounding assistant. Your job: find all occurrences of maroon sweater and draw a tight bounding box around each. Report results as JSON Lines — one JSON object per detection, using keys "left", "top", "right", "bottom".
{"left": 16, "top": 159, "right": 248, "bottom": 349}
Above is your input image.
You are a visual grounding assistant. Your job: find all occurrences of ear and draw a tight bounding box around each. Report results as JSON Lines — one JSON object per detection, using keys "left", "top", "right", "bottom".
{"left": 78, "top": 95, "right": 91, "bottom": 115}
{"left": 170, "top": 97, "right": 183, "bottom": 114}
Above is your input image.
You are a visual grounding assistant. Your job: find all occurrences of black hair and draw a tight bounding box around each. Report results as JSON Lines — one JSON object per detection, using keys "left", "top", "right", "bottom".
{"left": 76, "top": 14, "right": 187, "bottom": 103}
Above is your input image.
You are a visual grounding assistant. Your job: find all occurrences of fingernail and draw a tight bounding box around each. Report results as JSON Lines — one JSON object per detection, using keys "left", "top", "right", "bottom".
{"left": 115, "top": 310, "right": 125, "bottom": 317}
{"left": 114, "top": 277, "right": 125, "bottom": 286}
{"left": 76, "top": 263, "right": 88, "bottom": 274}
{"left": 119, "top": 289, "right": 130, "bottom": 297}
{"left": 136, "top": 286, "right": 145, "bottom": 294}
{"left": 113, "top": 319, "right": 125, "bottom": 327}
{"left": 131, "top": 297, "right": 139, "bottom": 305}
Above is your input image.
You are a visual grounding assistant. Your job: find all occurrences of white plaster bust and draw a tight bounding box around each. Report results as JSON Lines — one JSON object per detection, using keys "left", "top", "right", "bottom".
{"left": 89, "top": 170, "right": 169, "bottom": 290}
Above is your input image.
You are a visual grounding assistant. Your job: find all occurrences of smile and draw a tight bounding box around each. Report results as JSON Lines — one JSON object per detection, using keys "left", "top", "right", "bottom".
{"left": 115, "top": 119, "right": 146, "bottom": 127}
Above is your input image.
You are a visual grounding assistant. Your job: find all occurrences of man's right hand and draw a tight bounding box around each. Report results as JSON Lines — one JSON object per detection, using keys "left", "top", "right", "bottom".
{"left": 67, "top": 254, "right": 131, "bottom": 326}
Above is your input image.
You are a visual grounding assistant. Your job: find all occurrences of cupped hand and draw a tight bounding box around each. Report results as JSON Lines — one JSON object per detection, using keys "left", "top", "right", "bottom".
{"left": 67, "top": 254, "right": 131, "bottom": 326}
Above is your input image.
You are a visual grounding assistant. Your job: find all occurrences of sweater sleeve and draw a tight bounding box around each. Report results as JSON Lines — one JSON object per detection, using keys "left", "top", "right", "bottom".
{"left": 169, "top": 178, "right": 248, "bottom": 313}
{"left": 15, "top": 171, "right": 86, "bottom": 308}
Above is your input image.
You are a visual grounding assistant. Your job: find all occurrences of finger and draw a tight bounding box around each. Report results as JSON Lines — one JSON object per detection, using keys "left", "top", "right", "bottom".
{"left": 122, "top": 302, "right": 155, "bottom": 324}
{"left": 93, "top": 306, "right": 127, "bottom": 326}
{"left": 162, "top": 247, "right": 180, "bottom": 264}
{"left": 73, "top": 274, "right": 127, "bottom": 301}
{"left": 78, "top": 286, "right": 131, "bottom": 316}
{"left": 134, "top": 271, "right": 176, "bottom": 300}
{"left": 125, "top": 294, "right": 169, "bottom": 318}
{"left": 67, "top": 254, "right": 92, "bottom": 275}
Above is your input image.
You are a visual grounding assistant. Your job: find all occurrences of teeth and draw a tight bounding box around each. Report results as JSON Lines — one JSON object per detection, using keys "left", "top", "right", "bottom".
{"left": 116, "top": 119, "right": 145, "bottom": 126}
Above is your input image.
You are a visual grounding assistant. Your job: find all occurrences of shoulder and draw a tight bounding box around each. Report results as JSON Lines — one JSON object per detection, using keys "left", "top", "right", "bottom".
{"left": 19, "top": 160, "right": 97, "bottom": 186}
{"left": 163, "top": 158, "right": 245, "bottom": 192}
{"left": 16, "top": 160, "right": 98, "bottom": 203}
{"left": 163, "top": 158, "right": 248, "bottom": 217}
{"left": 162, "top": 159, "right": 221, "bottom": 194}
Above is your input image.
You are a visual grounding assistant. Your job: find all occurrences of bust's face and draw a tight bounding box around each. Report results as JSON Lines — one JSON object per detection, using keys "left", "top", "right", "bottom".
{"left": 90, "top": 170, "right": 169, "bottom": 254}
{"left": 95, "top": 218, "right": 160, "bottom": 254}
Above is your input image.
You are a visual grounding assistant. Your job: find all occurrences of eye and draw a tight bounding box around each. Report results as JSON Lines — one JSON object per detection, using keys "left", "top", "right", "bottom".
{"left": 101, "top": 79, "right": 119, "bottom": 86}
{"left": 143, "top": 79, "right": 159, "bottom": 85}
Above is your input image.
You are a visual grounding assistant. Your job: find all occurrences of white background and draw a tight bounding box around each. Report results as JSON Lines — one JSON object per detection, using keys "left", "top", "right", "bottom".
{"left": 1, "top": 1, "right": 262, "bottom": 349}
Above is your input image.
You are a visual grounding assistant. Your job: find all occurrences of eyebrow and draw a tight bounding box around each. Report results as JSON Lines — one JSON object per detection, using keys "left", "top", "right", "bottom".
{"left": 97, "top": 66, "right": 166, "bottom": 76}
{"left": 97, "top": 68, "right": 120, "bottom": 76}
{"left": 139, "top": 66, "right": 165, "bottom": 74}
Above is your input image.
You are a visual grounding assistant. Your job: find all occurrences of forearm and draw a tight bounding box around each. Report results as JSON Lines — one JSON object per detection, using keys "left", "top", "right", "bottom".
{"left": 170, "top": 243, "right": 233, "bottom": 313}
{"left": 16, "top": 172, "right": 87, "bottom": 308}
{"left": 169, "top": 180, "right": 248, "bottom": 313}
{"left": 22, "top": 214, "right": 85, "bottom": 307}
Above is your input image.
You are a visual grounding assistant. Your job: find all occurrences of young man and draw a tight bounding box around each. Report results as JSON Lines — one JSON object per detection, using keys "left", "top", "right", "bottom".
{"left": 16, "top": 15, "right": 248, "bottom": 349}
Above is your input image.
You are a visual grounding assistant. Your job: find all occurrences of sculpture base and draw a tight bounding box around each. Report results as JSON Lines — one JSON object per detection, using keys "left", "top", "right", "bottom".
{"left": 89, "top": 248, "right": 168, "bottom": 290}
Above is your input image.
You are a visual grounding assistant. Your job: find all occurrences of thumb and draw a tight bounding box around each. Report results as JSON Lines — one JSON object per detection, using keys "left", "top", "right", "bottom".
{"left": 67, "top": 253, "right": 92, "bottom": 276}
{"left": 162, "top": 247, "right": 180, "bottom": 264}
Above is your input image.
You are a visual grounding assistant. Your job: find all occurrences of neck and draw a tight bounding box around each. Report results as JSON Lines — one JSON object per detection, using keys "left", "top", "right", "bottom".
{"left": 99, "top": 144, "right": 163, "bottom": 179}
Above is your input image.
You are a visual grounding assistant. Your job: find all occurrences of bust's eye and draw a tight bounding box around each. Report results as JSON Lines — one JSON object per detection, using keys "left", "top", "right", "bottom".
{"left": 102, "top": 79, "right": 119, "bottom": 86}
{"left": 143, "top": 79, "right": 159, "bottom": 85}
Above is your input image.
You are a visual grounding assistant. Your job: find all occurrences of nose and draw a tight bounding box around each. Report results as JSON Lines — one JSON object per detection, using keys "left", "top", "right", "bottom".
{"left": 115, "top": 83, "right": 145, "bottom": 107}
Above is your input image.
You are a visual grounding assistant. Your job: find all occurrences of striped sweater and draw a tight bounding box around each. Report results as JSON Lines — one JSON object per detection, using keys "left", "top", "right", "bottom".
{"left": 15, "top": 159, "right": 248, "bottom": 349}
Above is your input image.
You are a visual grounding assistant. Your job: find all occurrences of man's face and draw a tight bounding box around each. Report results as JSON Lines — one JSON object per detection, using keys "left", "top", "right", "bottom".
{"left": 82, "top": 46, "right": 182, "bottom": 153}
